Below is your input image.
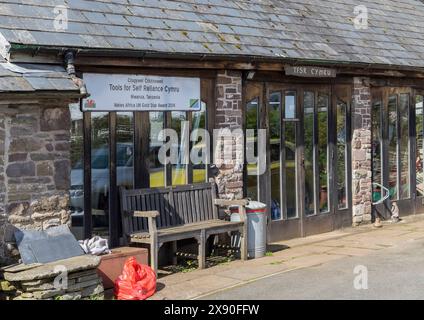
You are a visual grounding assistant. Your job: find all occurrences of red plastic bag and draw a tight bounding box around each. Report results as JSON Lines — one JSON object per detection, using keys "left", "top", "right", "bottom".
{"left": 114, "top": 256, "right": 156, "bottom": 300}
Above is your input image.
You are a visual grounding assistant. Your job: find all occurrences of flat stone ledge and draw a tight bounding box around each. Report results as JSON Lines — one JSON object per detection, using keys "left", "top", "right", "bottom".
{"left": 3, "top": 255, "right": 100, "bottom": 282}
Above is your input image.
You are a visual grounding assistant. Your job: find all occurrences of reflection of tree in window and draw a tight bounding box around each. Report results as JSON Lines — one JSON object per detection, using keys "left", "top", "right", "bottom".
{"left": 388, "top": 95, "right": 398, "bottom": 200}
{"left": 269, "top": 92, "right": 281, "bottom": 220}
{"left": 317, "top": 94, "right": 329, "bottom": 213}
{"left": 304, "top": 92, "right": 315, "bottom": 216}
{"left": 372, "top": 101, "right": 383, "bottom": 202}
{"left": 246, "top": 98, "right": 258, "bottom": 201}
{"left": 336, "top": 100, "right": 347, "bottom": 209}
{"left": 416, "top": 95, "right": 424, "bottom": 196}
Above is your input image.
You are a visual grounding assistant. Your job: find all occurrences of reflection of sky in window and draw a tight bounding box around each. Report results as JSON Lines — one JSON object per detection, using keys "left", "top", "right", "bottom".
{"left": 285, "top": 95, "right": 295, "bottom": 118}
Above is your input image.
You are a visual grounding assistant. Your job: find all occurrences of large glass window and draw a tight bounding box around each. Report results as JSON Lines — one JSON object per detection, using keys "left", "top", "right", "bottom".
{"left": 372, "top": 101, "right": 383, "bottom": 202}
{"left": 304, "top": 92, "right": 315, "bottom": 216}
{"left": 149, "top": 112, "right": 165, "bottom": 187}
{"left": 70, "top": 104, "right": 84, "bottom": 240}
{"left": 117, "top": 112, "right": 134, "bottom": 190}
{"left": 171, "top": 112, "right": 188, "bottom": 186}
{"left": 416, "top": 95, "right": 424, "bottom": 196}
{"left": 388, "top": 95, "right": 398, "bottom": 200}
{"left": 399, "top": 94, "right": 410, "bottom": 199}
{"left": 269, "top": 92, "right": 281, "bottom": 220}
{"left": 284, "top": 92, "right": 297, "bottom": 218}
{"left": 192, "top": 101, "right": 208, "bottom": 184}
{"left": 318, "top": 94, "right": 329, "bottom": 213}
{"left": 246, "top": 98, "right": 259, "bottom": 200}
{"left": 336, "top": 100, "right": 348, "bottom": 209}
{"left": 91, "top": 112, "right": 109, "bottom": 237}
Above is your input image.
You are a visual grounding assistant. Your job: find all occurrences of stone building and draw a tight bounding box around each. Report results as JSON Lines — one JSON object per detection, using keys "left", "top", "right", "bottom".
{"left": 1, "top": 0, "right": 424, "bottom": 265}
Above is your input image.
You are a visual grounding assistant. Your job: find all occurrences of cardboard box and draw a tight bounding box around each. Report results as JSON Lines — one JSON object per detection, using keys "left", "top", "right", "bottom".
{"left": 97, "top": 247, "right": 149, "bottom": 289}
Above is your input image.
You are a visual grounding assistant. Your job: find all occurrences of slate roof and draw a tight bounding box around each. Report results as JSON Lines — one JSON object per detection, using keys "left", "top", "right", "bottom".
{"left": 0, "top": 0, "right": 424, "bottom": 69}
{"left": 0, "top": 59, "right": 80, "bottom": 93}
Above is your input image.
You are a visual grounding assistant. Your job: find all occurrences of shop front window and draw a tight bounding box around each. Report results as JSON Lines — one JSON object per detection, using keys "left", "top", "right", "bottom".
{"left": 70, "top": 104, "right": 84, "bottom": 240}
{"left": 171, "top": 111, "right": 188, "bottom": 186}
{"left": 399, "top": 94, "right": 410, "bottom": 199}
{"left": 284, "top": 92, "right": 298, "bottom": 218}
{"left": 117, "top": 112, "right": 134, "bottom": 190}
{"left": 269, "top": 92, "right": 282, "bottom": 220}
{"left": 416, "top": 95, "right": 424, "bottom": 196}
{"left": 304, "top": 91, "right": 315, "bottom": 216}
{"left": 318, "top": 94, "right": 329, "bottom": 213}
{"left": 91, "top": 112, "right": 110, "bottom": 237}
{"left": 372, "top": 101, "right": 383, "bottom": 202}
{"left": 192, "top": 101, "right": 208, "bottom": 184}
{"left": 388, "top": 95, "right": 398, "bottom": 200}
{"left": 246, "top": 98, "right": 259, "bottom": 201}
{"left": 149, "top": 112, "right": 165, "bottom": 187}
{"left": 336, "top": 99, "right": 348, "bottom": 209}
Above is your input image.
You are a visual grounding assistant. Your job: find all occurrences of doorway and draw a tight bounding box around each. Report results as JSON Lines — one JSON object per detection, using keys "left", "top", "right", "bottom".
{"left": 244, "top": 81, "right": 352, "bottom": 242}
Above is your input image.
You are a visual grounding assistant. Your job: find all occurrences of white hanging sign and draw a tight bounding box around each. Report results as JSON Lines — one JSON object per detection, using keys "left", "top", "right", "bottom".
{"left": 82, "top": 73, "right": 201, "bottom": 112}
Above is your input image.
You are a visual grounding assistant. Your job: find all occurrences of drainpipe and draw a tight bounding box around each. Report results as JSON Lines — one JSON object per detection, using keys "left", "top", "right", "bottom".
{"left": 64, "top": 50, "right": 88, "bottom": 97}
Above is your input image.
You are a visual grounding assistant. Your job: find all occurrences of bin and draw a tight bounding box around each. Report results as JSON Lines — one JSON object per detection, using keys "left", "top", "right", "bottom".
{"left": 230, "top": 201, "right": 267, "bottom": 258}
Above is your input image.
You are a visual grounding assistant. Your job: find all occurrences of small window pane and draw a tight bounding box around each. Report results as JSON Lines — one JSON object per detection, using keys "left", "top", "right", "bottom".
{"left": 285, "top": 92, "right": 296, "bottom": 119}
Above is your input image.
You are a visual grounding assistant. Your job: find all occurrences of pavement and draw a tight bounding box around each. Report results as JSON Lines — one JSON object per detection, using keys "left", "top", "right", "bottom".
{"left": 151, "top": 214, "right": 424, "bottom": 300}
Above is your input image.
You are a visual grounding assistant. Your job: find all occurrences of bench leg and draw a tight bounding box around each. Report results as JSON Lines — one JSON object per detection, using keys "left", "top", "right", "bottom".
{"left": 240, "top": 229, "right": 248, "bottom": 261}
{"left": 150, "top": 235, "right": 159, "bottom": 275}
{"left": 171, "top": 241, "right": 178, "bottom": 265}
{"left": 198, "top": 230, "right": 206, "bottom": 269}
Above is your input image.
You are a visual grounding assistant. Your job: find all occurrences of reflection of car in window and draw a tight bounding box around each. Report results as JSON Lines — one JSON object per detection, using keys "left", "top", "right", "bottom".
{"left": 70, "top": 143, "right": 135, "bottom": 216}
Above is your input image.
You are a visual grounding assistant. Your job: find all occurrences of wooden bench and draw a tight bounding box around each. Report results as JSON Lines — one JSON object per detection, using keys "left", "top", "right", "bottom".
{"left": 120, "top": 181, "right": 248, "bottom": 273}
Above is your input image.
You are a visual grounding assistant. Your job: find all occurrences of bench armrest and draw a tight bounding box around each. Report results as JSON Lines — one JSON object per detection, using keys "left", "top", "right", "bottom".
{"left": 133, "top": 211, "right": 159, "bottom": 234}
{"left": 134, "top": 210, "right": 160, "bottom": 218}
{"left": 214, "top": 199, "right": 249, "bottom": 207}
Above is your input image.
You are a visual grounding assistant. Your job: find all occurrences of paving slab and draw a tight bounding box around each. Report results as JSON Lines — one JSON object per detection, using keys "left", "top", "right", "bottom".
{"left": 149, "top": 214, "right": 424, "bottom": 300}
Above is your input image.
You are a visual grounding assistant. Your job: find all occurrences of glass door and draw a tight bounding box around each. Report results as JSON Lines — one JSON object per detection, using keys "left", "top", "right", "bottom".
{"left": 301, "top": 85, "right": 335, "bottom": 236}
{"left": 245, "top": 82, "right": 352, "bottom": 242}
{"left": 371, "top": 87, "right": 414, "bottom": 219}
{"left": 266, "top": 83, "right": 302, "bottom": 240}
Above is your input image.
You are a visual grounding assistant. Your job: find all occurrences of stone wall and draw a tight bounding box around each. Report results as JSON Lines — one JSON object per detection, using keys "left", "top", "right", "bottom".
{"left": 214, "top": 70, "right": 244, "bottom": 200}
{"left": 352, "top": 77, "right": 373, "bottom": 226}
{"left": 0, "top": 102, "right": 72, "bottom": 265}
